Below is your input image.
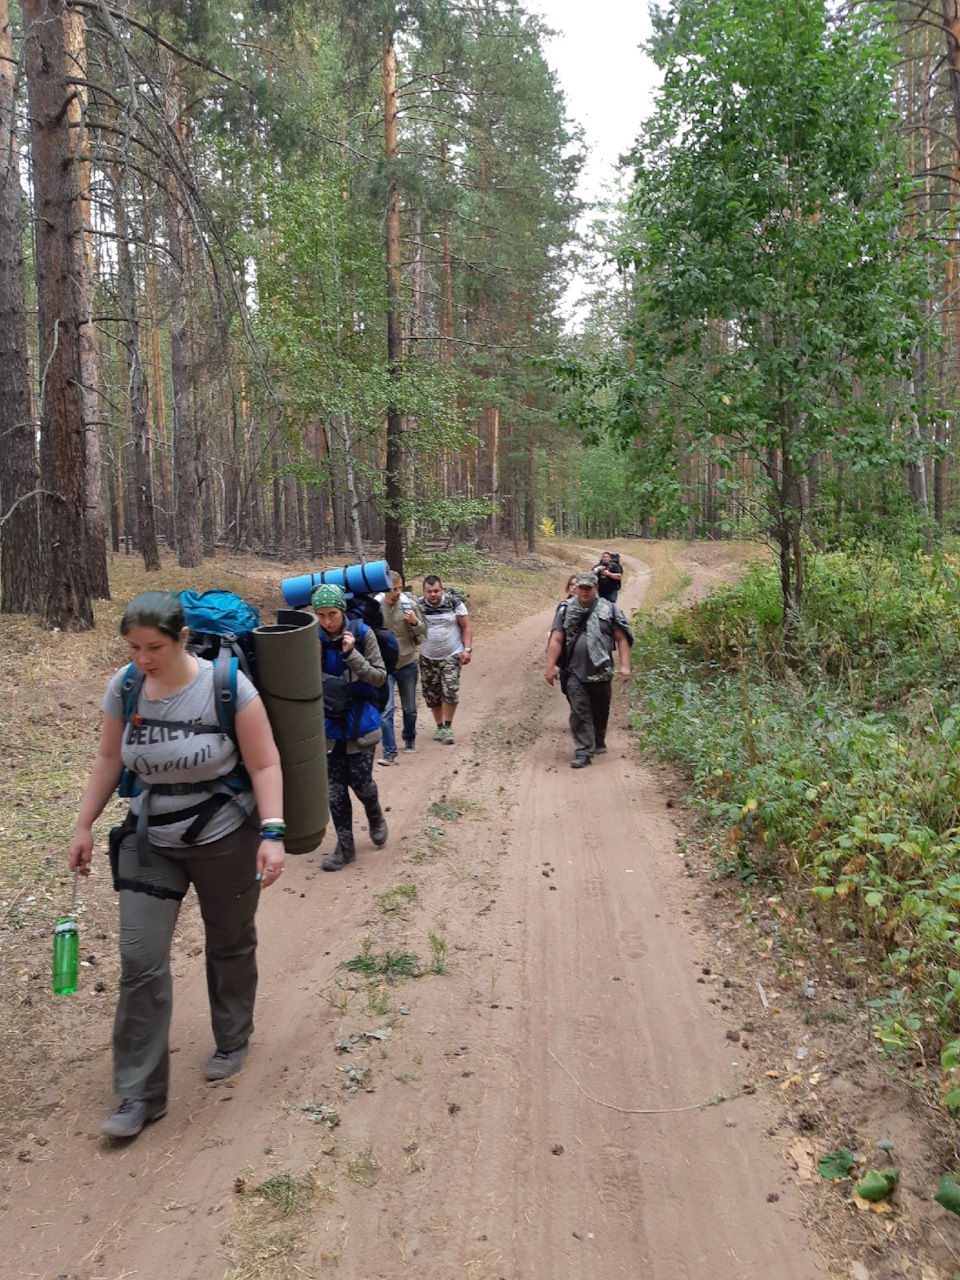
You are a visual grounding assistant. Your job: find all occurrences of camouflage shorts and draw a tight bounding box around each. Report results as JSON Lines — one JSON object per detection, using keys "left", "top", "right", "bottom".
{"left": 419, "top": 655, "right": 462, "bottom": 707}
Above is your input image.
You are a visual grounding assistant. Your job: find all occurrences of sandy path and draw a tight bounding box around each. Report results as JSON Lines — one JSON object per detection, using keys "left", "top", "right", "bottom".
{"left": 0, "top": 552, "right": 823, "bottom": 1279}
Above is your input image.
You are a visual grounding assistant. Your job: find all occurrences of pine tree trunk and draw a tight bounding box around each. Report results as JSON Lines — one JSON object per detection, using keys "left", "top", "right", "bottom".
{"left": 382, "top": 24, "right": 404, "bottom": 574}
{"left": 24, "top": 0, "right": 94, "bottom": 629}
{"left": 63, "top": 8, "right": 109, "bottom": 598}
{"left": 110, "top": 161, "right": 160, "bottom": 572}
{"left": 162, "top": 65, "right": 202, "bottom": 568}
{"left": 0, "top": 0, "right": 41, "bottom": 613}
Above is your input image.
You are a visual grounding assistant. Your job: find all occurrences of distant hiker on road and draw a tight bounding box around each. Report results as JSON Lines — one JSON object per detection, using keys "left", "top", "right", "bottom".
{"left": 312, "top": 583, "right": 388, "bottom": 871}
{"left": 376, "top": 570, "right": 427, "bottom": 763}
{"left": 593, "top": 551, "right": 622, "bottom": 603}
{"left": 545, "top": 571, "right": 633, "bottom": 768}
{"left": 418, "top": 574, "right": 473, "bottom": 745}
{"left": 68, "top": 591, "right": 285, "bottom": 1140}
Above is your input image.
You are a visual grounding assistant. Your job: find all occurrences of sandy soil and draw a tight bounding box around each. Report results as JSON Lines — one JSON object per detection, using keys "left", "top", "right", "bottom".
{"left": 0, "top": 547, "right": 836, "bottom": 1280}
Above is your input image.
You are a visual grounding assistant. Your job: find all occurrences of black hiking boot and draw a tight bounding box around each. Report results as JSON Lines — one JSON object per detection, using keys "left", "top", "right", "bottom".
{"left": 366, "top": 805, "right": 389, "bottom": 847}
{"left": 322, "top": 836, "right": 357, "bottom": 871}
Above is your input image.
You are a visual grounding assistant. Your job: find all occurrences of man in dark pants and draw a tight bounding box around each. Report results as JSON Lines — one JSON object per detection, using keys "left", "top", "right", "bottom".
{"left": 545, "top": 571, "right": 633, "bottom": 768}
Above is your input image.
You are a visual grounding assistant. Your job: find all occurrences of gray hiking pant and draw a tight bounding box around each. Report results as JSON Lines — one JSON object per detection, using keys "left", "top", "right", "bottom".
{"left": 113, "top": 820, "right": 260, "bottom": 1102}
{"left": 566, "top": 674, "right": 612, "bottom": 757}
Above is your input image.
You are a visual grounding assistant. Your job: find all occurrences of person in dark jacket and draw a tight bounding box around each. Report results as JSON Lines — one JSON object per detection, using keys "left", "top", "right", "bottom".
{"left": 312, "top": 583, "right": 388, "bottom": 871}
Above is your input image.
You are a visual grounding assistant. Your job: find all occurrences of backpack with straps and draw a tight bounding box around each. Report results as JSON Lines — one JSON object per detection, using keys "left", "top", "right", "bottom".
{"left": 344, "top": 594, "right": 398, "bottom": 713}
{"left": 115, "top": 591, "right": 261, "bottom": 869}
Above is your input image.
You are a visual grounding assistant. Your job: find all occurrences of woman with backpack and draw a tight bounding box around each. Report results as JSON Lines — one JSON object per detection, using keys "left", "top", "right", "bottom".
{"left": 311, "top": 583, "right": 389, "bottom": 871}
{"left": 67, "top": 591, "right": 285, "bottom": 1140}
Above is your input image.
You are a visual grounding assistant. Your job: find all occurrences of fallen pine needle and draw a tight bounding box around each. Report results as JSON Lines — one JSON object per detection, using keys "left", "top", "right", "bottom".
{"left": 548, "top": 1048, "right": 732, "bottom": 1115}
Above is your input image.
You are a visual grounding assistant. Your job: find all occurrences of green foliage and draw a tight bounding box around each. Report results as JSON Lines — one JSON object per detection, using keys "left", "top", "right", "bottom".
{"left": 557, "top": 0, "right": 940, "bottom": 601}
{"left": 817, "top": 1149, "right": 855, "bottom": 1181}
{"left": 631, "top": 544, "right": 960, "bottom": 1062}
{"left": 341, "top": 945, "right": 420, "bottom": 981}
{"left": 855, "top": 1168, "right": 899, "bottom": 1202}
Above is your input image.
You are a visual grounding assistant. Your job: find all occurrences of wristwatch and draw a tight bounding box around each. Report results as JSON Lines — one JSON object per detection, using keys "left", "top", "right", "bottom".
{"left": 463, "top": 647, "right": 472, "bottom": 652}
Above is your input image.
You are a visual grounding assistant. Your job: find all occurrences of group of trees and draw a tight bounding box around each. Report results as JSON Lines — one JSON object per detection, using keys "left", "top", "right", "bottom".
{"left": 563, "top": 0, "right": 960, "bottom": 622}
{"left": 0, "top": 0, "right": 583, "bottom": 627}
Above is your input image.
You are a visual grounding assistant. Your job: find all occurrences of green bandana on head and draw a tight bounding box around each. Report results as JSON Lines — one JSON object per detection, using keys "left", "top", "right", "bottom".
{"left": 311, "top": 583, "right": 347, "bottom": 612}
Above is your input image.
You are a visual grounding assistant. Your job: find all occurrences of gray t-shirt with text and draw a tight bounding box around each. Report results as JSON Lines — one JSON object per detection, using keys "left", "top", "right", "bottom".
{"left": 104, "top": 657, "right": 258, "bottom": 849}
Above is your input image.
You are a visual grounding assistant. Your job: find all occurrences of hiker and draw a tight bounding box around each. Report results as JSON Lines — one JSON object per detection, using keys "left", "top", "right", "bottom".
{"left": 593, "top": 551, "right": 622, "bottom": 603}
{"left": 545, "top": 571, "right": 633, "bottom": 768}
{"left": 376, "top": 570, "right": 427, "bottom": 764}
{"left": 67, "top": 591, "right": 285, "bottom": 1140}
{"left": 418, "top": 574, "right": 473, "bottom": 745}
{"left": 564, "top": 573, "right": 577, "bottom": 598}
{"left": 312, "top": 583, "right": 389, "bottom": 870}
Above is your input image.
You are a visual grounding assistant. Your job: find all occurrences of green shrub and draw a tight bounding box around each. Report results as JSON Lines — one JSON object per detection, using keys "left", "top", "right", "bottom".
{"left": 630, "top": 544, "right": 960, "bottom": 1064}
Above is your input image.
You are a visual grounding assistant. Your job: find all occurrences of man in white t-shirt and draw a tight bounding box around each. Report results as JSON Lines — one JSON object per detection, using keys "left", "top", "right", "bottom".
{"left": 417, "top": 574, "right": 473, "bottom": 745}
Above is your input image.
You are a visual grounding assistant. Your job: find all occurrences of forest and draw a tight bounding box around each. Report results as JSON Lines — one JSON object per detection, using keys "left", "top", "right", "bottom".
{"left": 7, "top": 2, "right": 960, "bottom": 1258}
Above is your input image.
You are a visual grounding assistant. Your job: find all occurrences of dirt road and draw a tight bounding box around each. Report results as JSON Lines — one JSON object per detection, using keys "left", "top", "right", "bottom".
{"left": 0, "top": 552, "right": 823, "bottom": 1279}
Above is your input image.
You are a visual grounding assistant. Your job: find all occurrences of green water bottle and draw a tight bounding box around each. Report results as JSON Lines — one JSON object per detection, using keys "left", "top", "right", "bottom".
{"left": 52, "top": 915, "right": 79, "bottom": 995}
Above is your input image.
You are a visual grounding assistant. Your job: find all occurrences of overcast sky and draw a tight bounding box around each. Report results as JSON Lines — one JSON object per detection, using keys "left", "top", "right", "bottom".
{"left": 530, "top": 1, "right": 661, "bottom": 320}
{"left": 533, "top": 1, "right": 659, "bottom": 205}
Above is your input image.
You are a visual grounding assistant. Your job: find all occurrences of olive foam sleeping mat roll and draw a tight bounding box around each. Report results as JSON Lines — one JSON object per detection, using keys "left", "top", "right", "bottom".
{"left": 253, "top": 609, "right": 328, "bottom": 854}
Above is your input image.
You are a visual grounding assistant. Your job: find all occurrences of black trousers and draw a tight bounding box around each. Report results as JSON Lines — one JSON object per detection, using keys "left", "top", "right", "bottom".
{"left": 565, "top": 675, "right": 612, "bottom": 757}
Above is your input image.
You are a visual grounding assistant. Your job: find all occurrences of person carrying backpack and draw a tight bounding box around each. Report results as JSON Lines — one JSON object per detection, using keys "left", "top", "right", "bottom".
{"left": 312, "top": 583, "right": 389, "bottom": 871}
{"left": 376, "top": 569, "right": 428, "bottom": 763}
{"left": 545, "top": 571, "right": 633, "bottom": 767}
{"left": 592, "top": 550, "right": 623, "bottom": 603}
{"left": 67, "top": 591, "right": 285, "bottom": 1140}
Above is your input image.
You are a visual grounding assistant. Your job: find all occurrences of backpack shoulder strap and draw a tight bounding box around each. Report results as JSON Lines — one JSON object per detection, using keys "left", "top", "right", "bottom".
{"left": 121, "top": 663, "right": 146, "bottom": 724}
{"left": 212, "top": 651, "right": 239, "bottom": 738}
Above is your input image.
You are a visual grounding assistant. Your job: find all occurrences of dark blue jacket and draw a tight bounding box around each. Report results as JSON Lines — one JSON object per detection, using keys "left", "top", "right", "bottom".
{"left": 321, "top": 619, "right": 384, "bottom": 744}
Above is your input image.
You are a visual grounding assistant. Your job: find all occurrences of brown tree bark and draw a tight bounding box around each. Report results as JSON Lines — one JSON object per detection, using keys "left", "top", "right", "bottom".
{"left": 23, "top": 0, "right": 94, "bottom": 629}
{"left": 162, "top": 61, "right": 202, "bottom": 567}
{"left": 109, "top": 159, "right": 160, "bottom": 571}
{"left": 383, "top": 21, "right": 404, "bottom": 575}
{"left": 0, "top": 0, "right": 42, "bottom": 612}
{"left": 63, "top": 6, "right": 109, "bottom": 597}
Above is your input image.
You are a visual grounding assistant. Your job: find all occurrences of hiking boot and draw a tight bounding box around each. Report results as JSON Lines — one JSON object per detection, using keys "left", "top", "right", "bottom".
{"left": 377, "top": 755, "right": 397, "bottom": 767}
{"left": 594, "top": 745, "right": 608, "bottom": 755}
{"left": 205, "top": 1043, "right": 249, "bottom": 1081}
{"left": 403, "top": 741, "right": 416, "bottom": 753}
{"left": 366, "top": 805, "right": 389, "bottom": 847}
{"left": 101, "top": 1097, "right": 167, "bottom": 1139}
{"left": 322, "top": 837, "right": 356, "bottom": 871}
{"left": 437, "top": 724, "right": 454, "bottom": 745}
{"left": 570, "top": 753, "right": 592, "bottom": 769}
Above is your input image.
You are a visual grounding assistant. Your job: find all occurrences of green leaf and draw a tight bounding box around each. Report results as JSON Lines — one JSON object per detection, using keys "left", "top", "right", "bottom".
{"left": 812, "top": 886, "right": 835, "bottom": 901}
{"left": 818, "top": 1148, "right": 855, "bottom": 1180}
{"left": 865, "top": 891, "right": 884, "bottom": 908}
{"left": 855, "top": 1168, "right": 899, "bottom": 1201}
{"left": 934, "top": 1174, "right": 960, "bottom": 1216}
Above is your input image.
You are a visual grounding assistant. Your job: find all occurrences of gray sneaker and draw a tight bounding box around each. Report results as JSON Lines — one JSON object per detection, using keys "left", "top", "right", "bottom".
{"left": 204, "top": 1043, "right": 249, "bottom": 1081}
{"left": 437, "top": 725, "right": 455, "bottom": 744}
{"left": 101, "top": 1097, "right": 167, "bottom": 1139}
{"left": 433, "top": 724, "right": 446, "bottom": 741}
{"left": 377, "top": 756, "right": 397, "bottom": 767}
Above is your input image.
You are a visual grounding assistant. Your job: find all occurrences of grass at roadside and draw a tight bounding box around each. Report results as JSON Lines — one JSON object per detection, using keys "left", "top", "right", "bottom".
{"left": 630, "top": 546, "right": 960, "bottom": 1093}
